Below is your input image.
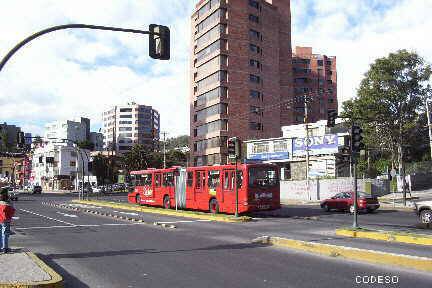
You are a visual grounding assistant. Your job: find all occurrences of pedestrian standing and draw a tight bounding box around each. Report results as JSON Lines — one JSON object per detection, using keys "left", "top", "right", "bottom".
{"left": 0, "top": 188, "right": 16, "bottom": 253}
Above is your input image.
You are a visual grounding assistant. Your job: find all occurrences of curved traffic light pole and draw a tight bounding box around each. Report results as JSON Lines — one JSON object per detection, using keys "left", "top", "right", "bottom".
{"left": 0, "top": 24, "right": 153, "bottom": 73}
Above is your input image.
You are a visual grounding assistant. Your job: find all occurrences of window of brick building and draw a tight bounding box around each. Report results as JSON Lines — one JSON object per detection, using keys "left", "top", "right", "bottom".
{"left": 249, "top": 44, "right": 261, "bottom": 54}
{"left": 250, "top": 74, "right": 261, "bottom": 83}
{"left": 249, "top": 0, "right": 259, "bottom": 9}
{"left": 249, "top": 59, "right": 261, "bottom": 69}
{"left": 249, "top": 14, "right": 259, "bottom": 23}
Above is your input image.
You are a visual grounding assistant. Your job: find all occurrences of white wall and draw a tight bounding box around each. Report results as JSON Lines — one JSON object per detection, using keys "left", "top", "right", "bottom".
{"left": 280, "top": 178, "right": 391, "bottom": 201}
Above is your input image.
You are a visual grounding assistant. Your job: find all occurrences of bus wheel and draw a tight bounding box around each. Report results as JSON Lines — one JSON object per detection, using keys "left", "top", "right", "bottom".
{"left": 135, "top": 194, "right": 141, "bottom": 205}
{"left": 163, "top": 195, "right": 171, "bottom": 209}
{"left": 209, "top": 199, "right": 219, "bottom": 214}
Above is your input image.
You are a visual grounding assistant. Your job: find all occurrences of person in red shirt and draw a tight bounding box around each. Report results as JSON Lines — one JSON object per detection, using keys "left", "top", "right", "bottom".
{"left": 0, "top": 188, "right": 16, "bottom": 253}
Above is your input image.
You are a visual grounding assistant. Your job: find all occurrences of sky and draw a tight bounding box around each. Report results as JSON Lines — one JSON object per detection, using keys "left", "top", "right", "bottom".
{"left": 0, "top": 0, "right": 431, "bottom": 137}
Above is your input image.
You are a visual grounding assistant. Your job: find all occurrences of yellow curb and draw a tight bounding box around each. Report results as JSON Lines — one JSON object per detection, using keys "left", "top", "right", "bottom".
{"left": 254, "top": 236, "right": 432, "bottom": 273}
{"left": 72, "top": 200, "right": 251, "bottom": 223}
{"left": 336, "top": 229, "right": 432, "bottom": 246}
{"left": 0, "top": 252, "right": 63, "bottom": 288}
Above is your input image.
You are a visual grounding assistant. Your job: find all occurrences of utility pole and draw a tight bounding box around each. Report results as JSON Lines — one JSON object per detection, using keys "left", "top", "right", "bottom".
{"left": 161, "top": 132, "right": 168, "bottom": 169}
{"left": 304, "top": 96, "right": 311, "bottom": 200}
{"left": 426, "top": 99, "right": 432, "bottom": 161}
{"left": 353, "top": 156, "right": 358, "bottom": 228}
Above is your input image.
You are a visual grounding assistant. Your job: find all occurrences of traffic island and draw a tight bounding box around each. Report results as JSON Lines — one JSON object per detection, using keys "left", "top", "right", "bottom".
{"left": 0, "top": 251, "right": 63, "bottom": 288}
{"left": 336, "top": 228, "right": 432, "bottom": 246}
{"left": 71, "top": 200, "right": 252, "bottom": 223}
{"left": 252, "top": 236, "right": 432, "bottom": 273}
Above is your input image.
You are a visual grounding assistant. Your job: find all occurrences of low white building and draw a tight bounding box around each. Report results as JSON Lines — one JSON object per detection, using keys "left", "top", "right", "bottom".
{"left": 31, "top": 143, "right": 90, "bottom": 191}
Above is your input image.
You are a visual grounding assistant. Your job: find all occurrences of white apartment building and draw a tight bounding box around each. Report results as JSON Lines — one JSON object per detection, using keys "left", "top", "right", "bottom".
{"left": 31, "top": 143, "right": 90, "bottom": 191}
{"left": 102, "top": 102, "right": 160, "bottom": 153}
{"left": 44, "top": 118, "right": 89, "bottom": 144}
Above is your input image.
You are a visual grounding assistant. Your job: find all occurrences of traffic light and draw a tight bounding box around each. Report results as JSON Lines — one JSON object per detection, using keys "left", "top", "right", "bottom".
{"left": 227, "top": 137, "right": 241, "bottom": 160}
{"left": 351, "top": 124, "right": 364, "bottom": 154}
{"left": 327, "top": 109, "right": 338, "bottom": 128}
{"left": 16, "top": 132, "right": 25, "bottom": 148}
{"left": 149, "top": 24, "right": 170, "bottom": 60}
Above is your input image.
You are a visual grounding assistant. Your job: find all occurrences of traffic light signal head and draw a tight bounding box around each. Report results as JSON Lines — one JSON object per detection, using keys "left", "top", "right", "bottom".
{"left": 327, "top": 110, "right": 337, "bottom": 128}
{"left": 227, "top": 137, "right": 241, "bottom": 160}
{"left": 149, "top": 24, "right": 170, "bottom": 60}
{"left": 351, "top": 124, "right": 364, "bottom": 154}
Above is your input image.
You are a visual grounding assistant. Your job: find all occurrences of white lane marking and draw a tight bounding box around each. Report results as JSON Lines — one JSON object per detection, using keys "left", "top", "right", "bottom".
{"left": 56, "top": 212, "right": 78, "bottom": 218}
{"left": 12, "top": 217, "right": 19, "bottom": 220}
{"left": 19, "top": 209, "right": 75, "bottom": 226}
{"left": 156, "top": 220, "right": 212, "bottom": 224}
{"left": 68, "top": 204, "right": 102, "bottom": 209}
{"left": 15, "top": 223, "right": 144, "bottom": 230}
{"left": 112, "top": 211, "right": 139, "bottom": 216}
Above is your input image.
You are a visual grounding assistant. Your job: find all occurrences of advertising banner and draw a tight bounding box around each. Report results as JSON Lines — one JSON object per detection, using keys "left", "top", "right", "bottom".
{"left": 293, "top": 134, "right": 338, "bottom": 156}
{"left": 248, "top": 152, "right": 289, "bottom": 161}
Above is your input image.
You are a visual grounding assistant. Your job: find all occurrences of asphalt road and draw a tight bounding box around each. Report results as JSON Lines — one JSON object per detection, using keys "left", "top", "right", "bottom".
{"left": 8, "top": 193, "right": 432, "bottom": 288}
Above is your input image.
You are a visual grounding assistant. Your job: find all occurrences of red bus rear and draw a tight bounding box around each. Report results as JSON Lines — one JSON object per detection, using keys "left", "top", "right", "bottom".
{"left": 128, "top": 163, "right": 280, "bottom": 214}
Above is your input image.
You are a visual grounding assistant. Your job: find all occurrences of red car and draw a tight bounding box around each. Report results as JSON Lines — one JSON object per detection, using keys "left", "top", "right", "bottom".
{"left": 320, "top": 192, "right": 380, "bottom": 213}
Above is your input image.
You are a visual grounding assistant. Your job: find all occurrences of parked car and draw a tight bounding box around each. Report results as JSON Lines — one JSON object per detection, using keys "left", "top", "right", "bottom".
{"left": 320, "top": 192, "right": 380, "bottom": 213}
{"left": 413, "top": 200, "right": 432, "bottom": 225}
{"left": 32, "top": 185, "right": 42, "bottom": 194}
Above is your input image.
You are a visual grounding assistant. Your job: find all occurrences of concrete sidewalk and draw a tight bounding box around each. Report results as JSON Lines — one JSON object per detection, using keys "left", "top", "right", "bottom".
{"left": 0, "top": 249, "right": 63, "bottom": 287}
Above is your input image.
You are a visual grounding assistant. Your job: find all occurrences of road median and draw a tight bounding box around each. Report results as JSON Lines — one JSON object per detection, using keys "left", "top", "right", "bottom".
{"left": 336, "top": 228, "right": 432, "bottom": 246}
{"left": 252, "top": 236, "right": 432, "bottom": 272}
{"left": 72, "top": 199, "right": 252, "bottom": 223}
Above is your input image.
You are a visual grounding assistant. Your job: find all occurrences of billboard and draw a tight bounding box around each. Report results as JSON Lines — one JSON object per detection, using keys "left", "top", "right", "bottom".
{"left": 293, "top": 134, "right": 338, "bottom": 157}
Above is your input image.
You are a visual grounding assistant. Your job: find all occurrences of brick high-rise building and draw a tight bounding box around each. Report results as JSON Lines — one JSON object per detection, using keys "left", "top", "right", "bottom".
{"left": 190, "top": 0, "right": 294, "bottom": 166}
{"left": 292, "top": 46, "right": 337, "bottom": 124}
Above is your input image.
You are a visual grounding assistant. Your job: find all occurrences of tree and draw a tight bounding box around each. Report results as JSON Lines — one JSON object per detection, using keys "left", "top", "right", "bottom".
{"left": 341, "top": 50, "right": 432, "bottom": 170}
{"left": 119, "top": 144, "right": 188, "bottom": 173}
{"left": 164, "top": 135, "right": 189, "bottom": 150}
{"left": 120, "top": 145, "right": 156, "bottom": 173}
{"left": 91, "top": 154, "right": 119, "bottom": 184}
{"left": 77, "top": 140, "right": 95, "bottom": 151}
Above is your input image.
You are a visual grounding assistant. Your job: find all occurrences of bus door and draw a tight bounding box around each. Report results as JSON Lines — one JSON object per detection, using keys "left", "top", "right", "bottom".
{"left": 222, "top": 169, "right": 235, "bottom": 207}
{"left": 194, "top": 170, "right": 206, "bottom": 208}
{"left": 208, "top": 170, "right": 222, "bottom": 203}
{"left": 163, "top": 172, "right": 175, "bottom": 204}
{"left": 186, "top": 170, "right": 194, "bottom": 206}
{"left": 154, "top": 173, "right": 163, "bottom": 203}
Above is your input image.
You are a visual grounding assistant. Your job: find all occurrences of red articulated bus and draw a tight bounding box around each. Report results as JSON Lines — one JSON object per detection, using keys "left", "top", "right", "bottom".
{"left": 128, "top": 163, "right": 280, "bottom": 214}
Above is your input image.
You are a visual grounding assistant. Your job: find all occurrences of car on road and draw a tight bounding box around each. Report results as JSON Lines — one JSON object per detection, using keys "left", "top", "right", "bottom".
{"left": 320, "top": 192, "right": 380, "bottom": 213}
{"left": 413, "top": 200, "right": 432, "bottom": 225}
{"left": 32, "top": 185, "right": 42, "bottom": 194}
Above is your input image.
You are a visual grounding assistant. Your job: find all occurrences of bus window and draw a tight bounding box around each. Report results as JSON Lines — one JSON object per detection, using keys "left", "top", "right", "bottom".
{"left": 163, "top": 172, "right": 174, "bottom": 187}
{"left": 142, "top": 174, "right": 152, "bottom": 186}
{"left": 155, "top": 173, "right": 161, "bottom": 187}
{"left": 187, "top": 172, "right": 193, "bottom": 187}
{"left": 195, "top": 171, "right": 201, "bottom": 189}
{"left": 208, "top": 170, "right": 220, "bottom": 189}
{"left": 248, "top": 167, "right": 278, "bottom": 188}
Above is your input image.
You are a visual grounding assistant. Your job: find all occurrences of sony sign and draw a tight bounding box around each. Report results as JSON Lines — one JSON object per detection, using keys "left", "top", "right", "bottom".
{"left": 293, "top": 134, "right": 338, "bottom": 156}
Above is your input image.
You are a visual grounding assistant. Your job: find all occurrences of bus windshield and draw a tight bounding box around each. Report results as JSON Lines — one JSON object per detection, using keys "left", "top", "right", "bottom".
{"left": 248, "top": 167, "right": 278, "bottom": 188}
